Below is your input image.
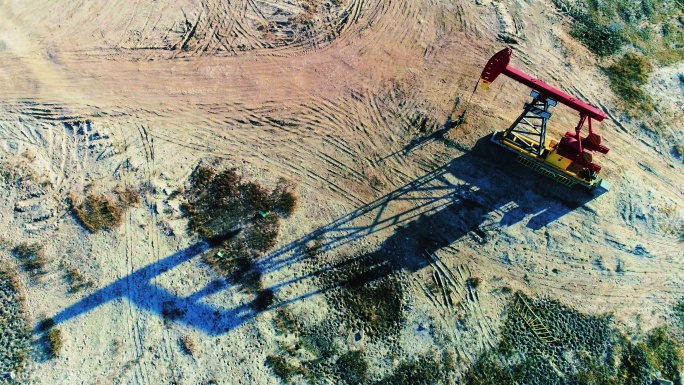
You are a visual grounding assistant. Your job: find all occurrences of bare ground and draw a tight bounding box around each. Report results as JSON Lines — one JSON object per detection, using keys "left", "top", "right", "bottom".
{"left": 0, "top": 0, "right": 682, "bottom": 383}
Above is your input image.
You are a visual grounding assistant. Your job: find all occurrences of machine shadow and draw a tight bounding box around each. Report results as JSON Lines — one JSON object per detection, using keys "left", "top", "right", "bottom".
{"left": 51, "top": 136, "right": 597, "bottom": 335}
{"left": 50, "top": 243, "right": 256, "bottom": 335}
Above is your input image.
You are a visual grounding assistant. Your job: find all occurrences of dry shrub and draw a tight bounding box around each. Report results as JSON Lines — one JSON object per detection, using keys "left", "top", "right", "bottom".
{"left": 116, "top": 187, "right": 141, "bottom": 207}
{"left": 241, "top": 182, "right": 272, "bottom": 211}
{"left": 37, "top": 317, "right": 55, "bottom": 332}
{"left": 11, "top": 243, "right": 47, "bottom": 275}
{"left": 71, "top": 194, "right": 122, "bottom": 232}
{"left": 204, "top": 239, "right": 252, "bottom": 274}
{"left": 0, "top": 268, "right": 30, "bottom": 372}
{"left": 184, "top": 164, "right": 297, "bottom": 252}
{"left": 180, "top": 335, "right": 197, "bottom": 356}
{"left": 246, "top": 215, "right": 280, "bottom": 252}
{"left": 60, "top": 262, "right": 93, "bottom": 293}
{"left": 190, "top": 165, "right": 217, "bottom": 190}
{"left": 203, "top": 239, "right": 262, "bottom": 291}
{"left": 186, "top": 168, "right": 245, "bottom": 238}
{"left": 271, "top": 178, "right": 298, "bottom": 216}
{"left": 673, "top": 145, "right": 684, "bottom": 159}
{"left": 208, "top": 168, "right": 241, "bottom": 200}
{"left": 185, "top": 164, "right": 299, "bottom": 293}
{"left": 467, "top": 277, "right": 482, "bottom": 289}
{"left": 71, "top": 187, "right": 139, "bottom": 232}
{"left": 47, "top": 327, "right": 63, "bottom": 357}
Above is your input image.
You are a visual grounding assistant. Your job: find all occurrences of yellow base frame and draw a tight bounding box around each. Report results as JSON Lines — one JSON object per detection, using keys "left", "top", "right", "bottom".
{"left": 490, "top": 131, "right": 600, "bottom": 189}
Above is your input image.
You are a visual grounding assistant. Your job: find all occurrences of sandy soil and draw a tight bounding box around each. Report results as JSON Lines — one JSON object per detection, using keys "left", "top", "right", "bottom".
{"left": 0, "top": 0, "right": 682, "bottom": 383}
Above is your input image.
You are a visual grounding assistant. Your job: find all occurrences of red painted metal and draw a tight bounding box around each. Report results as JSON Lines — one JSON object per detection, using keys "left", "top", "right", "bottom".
{"left": 480, "top": 48, "right": 607, "bottom": 122}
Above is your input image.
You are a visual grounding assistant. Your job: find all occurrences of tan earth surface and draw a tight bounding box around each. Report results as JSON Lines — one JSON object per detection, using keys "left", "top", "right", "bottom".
{"left": 0, "top": 0, "right": 683, "bottom": 384}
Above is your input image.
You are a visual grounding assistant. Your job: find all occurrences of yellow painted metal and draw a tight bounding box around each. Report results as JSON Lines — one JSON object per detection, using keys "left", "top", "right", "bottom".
{"left": 494, "top": 132, "right": 596, "bottom": 187}
{"left": 544, "top": 149, "right": 572, "bottom": 170}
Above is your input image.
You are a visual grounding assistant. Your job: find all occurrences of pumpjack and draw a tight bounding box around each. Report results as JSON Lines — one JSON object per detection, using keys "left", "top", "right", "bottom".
{"left": 480, "top": 48, "right": 610, "bottom": 194}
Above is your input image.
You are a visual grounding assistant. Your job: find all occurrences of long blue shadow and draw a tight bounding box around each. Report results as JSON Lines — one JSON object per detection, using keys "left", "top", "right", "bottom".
{"left": 51, "top": 243, "right": 254, "bottom": 335}
{"left": 51, "top": 136, "right": 598, "bottom": 335}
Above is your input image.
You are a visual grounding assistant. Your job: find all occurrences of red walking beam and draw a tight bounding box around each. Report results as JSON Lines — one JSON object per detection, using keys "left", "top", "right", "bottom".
{"left": 480, "top": 48, "right": 606, "bottom": 122}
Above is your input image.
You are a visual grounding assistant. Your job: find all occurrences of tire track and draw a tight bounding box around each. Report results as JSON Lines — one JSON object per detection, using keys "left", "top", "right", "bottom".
{"left": 0, "top": 111, "right": 119, "bottom": 232}
{"left": 137, "top": 122, "right": 181, "bottom": 382}
{"left": 120, "top": 0, "right": 428, "bottom": 59}
{"left": 114, "top": 122, "right": 151, "bottom": 385}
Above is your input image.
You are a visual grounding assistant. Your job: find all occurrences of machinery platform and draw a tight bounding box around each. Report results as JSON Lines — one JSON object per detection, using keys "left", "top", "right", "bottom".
{"left": 491, "top": 131, "right": 610, "bottom": 195}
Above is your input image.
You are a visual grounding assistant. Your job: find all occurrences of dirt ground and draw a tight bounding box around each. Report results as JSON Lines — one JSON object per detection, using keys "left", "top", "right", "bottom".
{"left": 0, "top": 0, "right": 682, "bottom": 383}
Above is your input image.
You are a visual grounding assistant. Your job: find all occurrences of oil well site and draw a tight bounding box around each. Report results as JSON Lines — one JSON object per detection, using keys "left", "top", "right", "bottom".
{"left": 0, "top": 0, "right": 683, "bottom": 384}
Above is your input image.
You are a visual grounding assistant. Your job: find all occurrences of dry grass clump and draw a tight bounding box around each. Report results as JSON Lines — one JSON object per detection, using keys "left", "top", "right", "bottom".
{"left": 303, "top": 238, "right": 324, "bottom": 259}
{"left": 336, "top": 351, "right": 369, "bottom": 384}
{"left": 183, "top": 165, "right": 297, "bottom": 240}
{"left": 179, "top": 335, "right": 197, "bottom": 356}
{"left": 604, "top": 52, "right": 654, "bottom": 115}
{"left": 60, "top": 261, "right": 93, "bottom": 293}
{"left": 0, "top": 157, "right": 36, "bottom": 187}
{"left": 71, "top": 194, "right": 122, "bottom": 232}
{"left": 273, "top": 308, "right": 302, "bottom": 335}
{"left": 268, "top": 308, "right": 444, "bottom": 385}
{"left": 465, "top": 293, "right": 684, "bottom": 385}
{"left": 70, "top": 187, "right": 140, "bottom": 232}
{"left": 115, "top": 186, "right": 141, "bottom": 207}
{"left": 266, "top": 318, "right": 344, "bottom": 384}
{"left": 161, "top": 301, "right": 187, "bottom": 323}
{"left": 183, "top": 163, "right": 298, "bottom": 298}
{"left": 11, "top": 242, "right": 47, "bottom": 276}
{"left": 554, "top": 0, "right": 684, "bottom": 64}
{"left": 265, "top": 355, "right": 299, "bottom": 383}
{"left": 47, "top": 328, "right": 63, "bottom": 357}
{"left": 376, "top": 356, "right": 444, "bottom": 385}
{"left": 321, "top": 253, "right": 405, "bottom": 339}
{"left": 262, "top": 247, "right": 404, "bottom": 385}
{"left": 335, "top": 275, "right": 404, "bottom": 338}
{"left": 0, "top": 268, "right": 30, "bottom": 373}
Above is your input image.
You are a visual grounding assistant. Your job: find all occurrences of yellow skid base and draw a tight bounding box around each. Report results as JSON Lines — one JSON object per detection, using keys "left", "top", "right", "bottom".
{"left": 490, "top": 131, "right": 609, "bottom": 193}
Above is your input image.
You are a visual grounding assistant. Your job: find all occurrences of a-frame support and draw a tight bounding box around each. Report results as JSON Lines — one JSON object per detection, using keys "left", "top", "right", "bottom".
{"left": 502, "top": 90, "right": 557, "bottom": 157}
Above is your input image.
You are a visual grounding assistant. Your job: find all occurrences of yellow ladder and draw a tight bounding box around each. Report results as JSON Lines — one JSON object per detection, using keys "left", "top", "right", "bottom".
{"left": 516, "top": 155, "right": 577, "bottom": 187}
